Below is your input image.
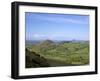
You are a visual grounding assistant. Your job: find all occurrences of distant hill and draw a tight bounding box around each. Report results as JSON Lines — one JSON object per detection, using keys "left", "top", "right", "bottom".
{"left": 26, "top": 40, "right": 41, "bottom": 46}
{"left": 39, "top": 40, "right": 54, "bottom": 45}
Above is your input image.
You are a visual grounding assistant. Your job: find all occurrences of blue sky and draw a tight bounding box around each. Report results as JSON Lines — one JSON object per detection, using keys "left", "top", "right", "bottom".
{"left": 25, "top": 12, "right": 89, "bottom": 41}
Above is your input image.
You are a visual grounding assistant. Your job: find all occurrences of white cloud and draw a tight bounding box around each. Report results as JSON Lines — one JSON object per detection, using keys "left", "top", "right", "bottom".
{"left": 33, "top": 34, "right": 46, "bottom": 38}
{"left": 43, "top": 17, "right": 87, "bottom": 25}
{"left": 31, "top": 14, "right": 88, "bottom": 25}
{"left": 32, "top": 33, "right": 70, "bottom": 40}
{"left": 33, "top": 34, "right": 66, "bottom": 38}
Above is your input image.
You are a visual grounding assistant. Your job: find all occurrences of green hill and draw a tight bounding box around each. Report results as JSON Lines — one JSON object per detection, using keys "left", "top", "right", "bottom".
{"left": 26, "top": 40, "right": 89, "bottom": 67}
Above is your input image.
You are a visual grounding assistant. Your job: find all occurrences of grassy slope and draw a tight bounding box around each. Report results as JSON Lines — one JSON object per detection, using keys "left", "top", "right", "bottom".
{"left": 26, "top": 40, "right": 89, "bottom": 67}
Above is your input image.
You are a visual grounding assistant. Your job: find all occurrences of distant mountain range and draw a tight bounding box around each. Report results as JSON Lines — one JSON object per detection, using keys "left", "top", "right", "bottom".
{"left": 26, "top": 39, "right": 89, "bottom": 46}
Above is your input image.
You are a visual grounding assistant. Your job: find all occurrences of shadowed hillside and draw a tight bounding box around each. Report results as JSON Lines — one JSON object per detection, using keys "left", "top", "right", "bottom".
{"left": 26, "top": 48, "right": 50, "bottom": 68}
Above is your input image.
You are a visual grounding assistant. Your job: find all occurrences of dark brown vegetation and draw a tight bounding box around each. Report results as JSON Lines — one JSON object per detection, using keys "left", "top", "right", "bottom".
{"left": 26, "top": 48, "right": 50, "bottom": 68}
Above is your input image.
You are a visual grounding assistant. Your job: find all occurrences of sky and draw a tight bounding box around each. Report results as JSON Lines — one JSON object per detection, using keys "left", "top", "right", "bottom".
{"left": 25, "top": 12, "right": 89, "bottom": 41}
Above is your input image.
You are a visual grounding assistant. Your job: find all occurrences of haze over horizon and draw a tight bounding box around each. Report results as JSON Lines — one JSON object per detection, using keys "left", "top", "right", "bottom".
{"left": 25, "top": 12, "right": 89, "bottom": 41}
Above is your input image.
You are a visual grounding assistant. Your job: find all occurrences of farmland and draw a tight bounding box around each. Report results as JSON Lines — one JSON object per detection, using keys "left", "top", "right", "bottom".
{"left": 25, "top": 40, "right": 89, "bottom": 68}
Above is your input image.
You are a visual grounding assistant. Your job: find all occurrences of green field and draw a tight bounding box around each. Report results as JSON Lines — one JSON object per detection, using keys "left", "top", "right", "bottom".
{"left": 25, "top": 40, "right": 89, "bottom": 68}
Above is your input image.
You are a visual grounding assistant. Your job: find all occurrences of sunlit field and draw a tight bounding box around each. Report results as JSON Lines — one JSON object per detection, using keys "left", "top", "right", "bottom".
{"left": 25, "top": 40, "right": 89, "bottom": 68}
